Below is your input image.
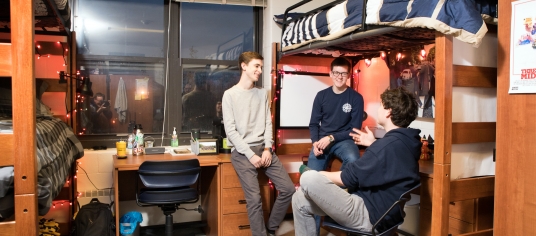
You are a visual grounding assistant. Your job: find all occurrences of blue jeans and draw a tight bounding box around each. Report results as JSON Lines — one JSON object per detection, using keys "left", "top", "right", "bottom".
{"left": 306, "top": 139, "right": 360, "bottom": 235}
{"left": 307, "top": 139, "right": 360, "bottom": 172}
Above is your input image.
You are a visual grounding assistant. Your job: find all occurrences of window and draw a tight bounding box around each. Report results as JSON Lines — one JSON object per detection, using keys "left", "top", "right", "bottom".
{"left": 180, "top": 64, "right": 240, "bottom": 133}
{"left": 73, "top": 1, "right": 262, "bottom": 143}
{"left": 180, "top": 3, "right": 254, "bottom": 60}
{"left": 179, "top": 3, "right": 257, "bottom": 134}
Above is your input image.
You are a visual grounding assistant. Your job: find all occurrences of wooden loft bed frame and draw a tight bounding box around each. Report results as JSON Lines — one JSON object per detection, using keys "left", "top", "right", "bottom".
{"left": 0, "top": 0, "right": 38, "bottom": 234}
{"left": 273, "top": 2, "right": 498, "bottom": 235}
{"left": 430, "top": 33, "right": 495, "bottom": 236}
{"left": 274, "top": 34, "right": 497, "bottom": 235}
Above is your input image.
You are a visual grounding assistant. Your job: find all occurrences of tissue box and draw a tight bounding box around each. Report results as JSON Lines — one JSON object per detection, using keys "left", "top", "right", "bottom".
{"left": 190, "top": 139, "right": 218, "bottom": 155}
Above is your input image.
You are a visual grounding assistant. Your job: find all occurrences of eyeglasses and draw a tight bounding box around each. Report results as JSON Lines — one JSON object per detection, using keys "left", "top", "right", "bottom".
{"left": 332, "top": 71, "right": 349, "bottom": 77}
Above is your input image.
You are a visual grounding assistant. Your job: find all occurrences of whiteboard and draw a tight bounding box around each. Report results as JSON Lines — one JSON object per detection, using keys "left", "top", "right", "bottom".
{"left": 279, "top": 73, "right": 350, "bottom": 127}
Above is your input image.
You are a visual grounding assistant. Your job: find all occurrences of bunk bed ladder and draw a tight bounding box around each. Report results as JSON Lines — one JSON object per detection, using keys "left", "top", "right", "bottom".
{"left": 432, "top": 32, "right": 496, "bottom": 236}
{"left": 0, "top": 0, "right": 38, "bottom": 235}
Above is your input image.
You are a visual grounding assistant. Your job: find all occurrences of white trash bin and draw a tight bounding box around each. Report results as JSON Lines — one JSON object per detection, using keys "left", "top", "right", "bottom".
{"left": 399, "top": 193, "right": 420, "bottom": 235}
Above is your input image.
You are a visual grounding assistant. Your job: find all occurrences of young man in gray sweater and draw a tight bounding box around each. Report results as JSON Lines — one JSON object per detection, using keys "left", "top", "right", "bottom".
{"left": 222, "top": 51, "right": 295, "bottom": 236}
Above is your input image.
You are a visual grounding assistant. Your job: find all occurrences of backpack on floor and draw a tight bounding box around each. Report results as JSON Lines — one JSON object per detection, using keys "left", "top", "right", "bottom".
{"left": 73, "top": 198, "right": 115, "bottom": 236}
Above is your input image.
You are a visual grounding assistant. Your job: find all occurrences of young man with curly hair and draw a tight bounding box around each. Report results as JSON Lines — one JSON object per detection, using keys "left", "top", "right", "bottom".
{"left": 293, "top": 87, "right": 422, "bottom": 235}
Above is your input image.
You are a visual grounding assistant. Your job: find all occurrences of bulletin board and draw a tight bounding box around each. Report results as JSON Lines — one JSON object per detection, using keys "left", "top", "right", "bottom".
{"left": 279, "top": 73, "right": 349, "bottom": 127}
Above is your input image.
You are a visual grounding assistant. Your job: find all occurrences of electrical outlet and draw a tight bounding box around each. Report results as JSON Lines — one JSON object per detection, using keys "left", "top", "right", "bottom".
{"left": 98, "top": 190, "right": 104, "bottom": 196}
{"left": 92, "top": 190, "right": 98, "bottom": 197}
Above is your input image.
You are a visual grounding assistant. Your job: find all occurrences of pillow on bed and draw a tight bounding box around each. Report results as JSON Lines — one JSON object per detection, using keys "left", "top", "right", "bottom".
{"left": 273, "top": 13, "right": 304, "bottom": 27}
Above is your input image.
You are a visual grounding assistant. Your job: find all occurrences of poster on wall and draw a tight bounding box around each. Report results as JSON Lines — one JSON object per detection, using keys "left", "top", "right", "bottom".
{"left": 509, "top": 0, "right": 536, "bottom": 93}
{"left": 389, "top": 46, "right": 435, "bottom": 118}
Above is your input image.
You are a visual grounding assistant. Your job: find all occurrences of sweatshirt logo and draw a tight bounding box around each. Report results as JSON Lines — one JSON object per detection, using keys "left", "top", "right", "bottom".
{"left": 342, "top": 103, "right": 352, "bottom": 113}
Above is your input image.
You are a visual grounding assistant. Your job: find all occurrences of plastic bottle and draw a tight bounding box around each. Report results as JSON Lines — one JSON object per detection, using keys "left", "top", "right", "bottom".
{"left": 133, "top": 124, "right": 144, "bottom": 155}
{"left": 171, "top": 127, "right": 179, "bottom": 147}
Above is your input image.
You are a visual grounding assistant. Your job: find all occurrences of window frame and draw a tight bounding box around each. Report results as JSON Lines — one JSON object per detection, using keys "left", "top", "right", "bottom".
{"left": 75, "top": 2, "right": 263, "bottom": 147}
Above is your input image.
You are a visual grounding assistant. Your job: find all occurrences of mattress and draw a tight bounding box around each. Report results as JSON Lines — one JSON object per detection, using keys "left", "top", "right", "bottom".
{"left": 0, "top": 116, "right": 84, "bottom": 219}
{"left": 0, "top": 0, "right": 71, "bottom": 33}
{"left": 280, "top": 0, "right": 498, "bottom": 52}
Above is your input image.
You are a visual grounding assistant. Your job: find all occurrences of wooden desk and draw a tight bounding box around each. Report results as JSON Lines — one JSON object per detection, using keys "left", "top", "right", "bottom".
{"left": 113, "top": 153, "right": 224, "bottom": 236}
{"left": 417, "top": 159, "right": 494, "bottom": 235}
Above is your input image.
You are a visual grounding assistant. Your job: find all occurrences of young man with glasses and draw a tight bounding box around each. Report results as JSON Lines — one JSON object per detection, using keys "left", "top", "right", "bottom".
{"left": 307, "top": 57, "right": 365, "bottom": 233}
{"left": 308, "top": 57, "right": 364, "bottom": 173}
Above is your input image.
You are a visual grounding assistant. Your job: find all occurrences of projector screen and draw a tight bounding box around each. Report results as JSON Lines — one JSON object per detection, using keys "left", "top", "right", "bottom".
{"left": 279, "top": 73, "right": 349, "bottom": 127}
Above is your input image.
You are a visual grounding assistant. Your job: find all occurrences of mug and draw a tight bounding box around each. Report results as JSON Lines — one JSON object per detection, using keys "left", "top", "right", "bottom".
{"left": 116, "top": 141, "right": 127, "bottom": 158}
{"left": 145, "top": 140, "right": 154, "bottom": 148}
{"left": 222, "top": 138, "right": 230, "bottom": 149}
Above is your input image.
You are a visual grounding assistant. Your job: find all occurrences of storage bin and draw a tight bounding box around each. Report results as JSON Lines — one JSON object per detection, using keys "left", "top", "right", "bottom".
{"left": 399, "top": 193, "right": 420, "bottom": 235}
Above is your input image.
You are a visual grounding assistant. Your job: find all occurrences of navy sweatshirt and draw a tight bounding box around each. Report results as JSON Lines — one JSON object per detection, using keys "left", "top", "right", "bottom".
{"left": 309, "top": 87, "right": 364, "bottom": 143}
{"left": 340, "top": 128, "right": 421, "bottom": 232}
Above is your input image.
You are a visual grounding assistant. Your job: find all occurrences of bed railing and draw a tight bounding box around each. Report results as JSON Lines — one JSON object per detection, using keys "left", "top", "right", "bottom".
{"left": 279, "top": 0, "right": 369, "bottom": 58}
{"left": 0, "top": 0, "right": 38, "bottom": 235}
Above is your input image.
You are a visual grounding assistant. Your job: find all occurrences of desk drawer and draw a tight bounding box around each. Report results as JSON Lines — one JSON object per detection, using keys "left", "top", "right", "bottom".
{"left": 419, "top": 208, "right": 474, "bottom": 236}
{"left": 222, "top": 186, "right": 271, "bottom": 214}
{"left": 222, "top": 163, "right": 269, "bottom": 189}
{"left": 222, "top": 212, "right": 270, "bottom": 236}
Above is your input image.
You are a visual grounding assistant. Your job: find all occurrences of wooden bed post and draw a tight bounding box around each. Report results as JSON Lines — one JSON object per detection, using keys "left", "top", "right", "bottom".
{"left": 431, "top": 32, "right": 453, "bottom": 236}
{"left": 70, "top": 32, "right": 78, "bottom": 130}
{"left": 271, "top": 42, "right": 278, "bottom": 150}
{"left": 10, "top": 0, "right": 39, "bottom": 234}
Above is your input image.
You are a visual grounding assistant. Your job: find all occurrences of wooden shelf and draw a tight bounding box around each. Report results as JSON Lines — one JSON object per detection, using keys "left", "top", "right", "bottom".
{"left": 452, "top": 122, "right": 496, "bottom": 144}
{"left": 453, "top": 65, "right": 497, "bottom": 88}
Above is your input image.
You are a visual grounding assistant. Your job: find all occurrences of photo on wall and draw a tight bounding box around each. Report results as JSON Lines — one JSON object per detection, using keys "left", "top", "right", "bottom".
{"left": 388, "top": 46, "right": 436, "bottom": 118}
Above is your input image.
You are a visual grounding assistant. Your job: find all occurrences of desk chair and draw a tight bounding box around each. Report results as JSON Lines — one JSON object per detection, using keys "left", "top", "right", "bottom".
{"left": 322, "top": 183, "right": 421, "bottom": 236}
{"left": 136, "top": 159, "right": 203, "bottom": 236}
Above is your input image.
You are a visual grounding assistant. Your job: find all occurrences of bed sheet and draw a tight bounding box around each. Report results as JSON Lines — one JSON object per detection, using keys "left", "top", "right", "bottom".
{"left": 280, "top": 0, "right": 497, "bottom": 51}
{"left": 0, "top": 117, "right": 84, "bottom": 218}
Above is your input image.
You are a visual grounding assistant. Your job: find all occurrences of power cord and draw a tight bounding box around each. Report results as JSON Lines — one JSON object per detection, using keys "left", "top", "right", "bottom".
{"left": 77, "top": 162, "right": 113, "bottom": 191}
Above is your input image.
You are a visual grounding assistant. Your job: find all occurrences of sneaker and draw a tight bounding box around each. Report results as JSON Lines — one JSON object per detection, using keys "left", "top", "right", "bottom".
{"left": 299, "top": 164, "right": 311, "bottom": 175}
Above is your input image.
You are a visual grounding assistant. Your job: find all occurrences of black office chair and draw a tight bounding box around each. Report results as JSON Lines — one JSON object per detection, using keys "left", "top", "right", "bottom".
{"left": 322, "top": 183, "right": 421, "bottom": 236}
{"left": 136, "top": 159, "right": 203, "bottom": 236}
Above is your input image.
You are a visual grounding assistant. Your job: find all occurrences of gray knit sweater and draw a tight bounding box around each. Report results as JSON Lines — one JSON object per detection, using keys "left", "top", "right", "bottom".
{"left": 222, "top": 85, "right": 273, "bottom": 159}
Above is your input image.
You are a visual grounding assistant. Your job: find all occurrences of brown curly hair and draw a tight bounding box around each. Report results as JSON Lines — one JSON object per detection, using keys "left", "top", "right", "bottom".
{"left": 380, "top": 87, "right": 418, "bottom": 127}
